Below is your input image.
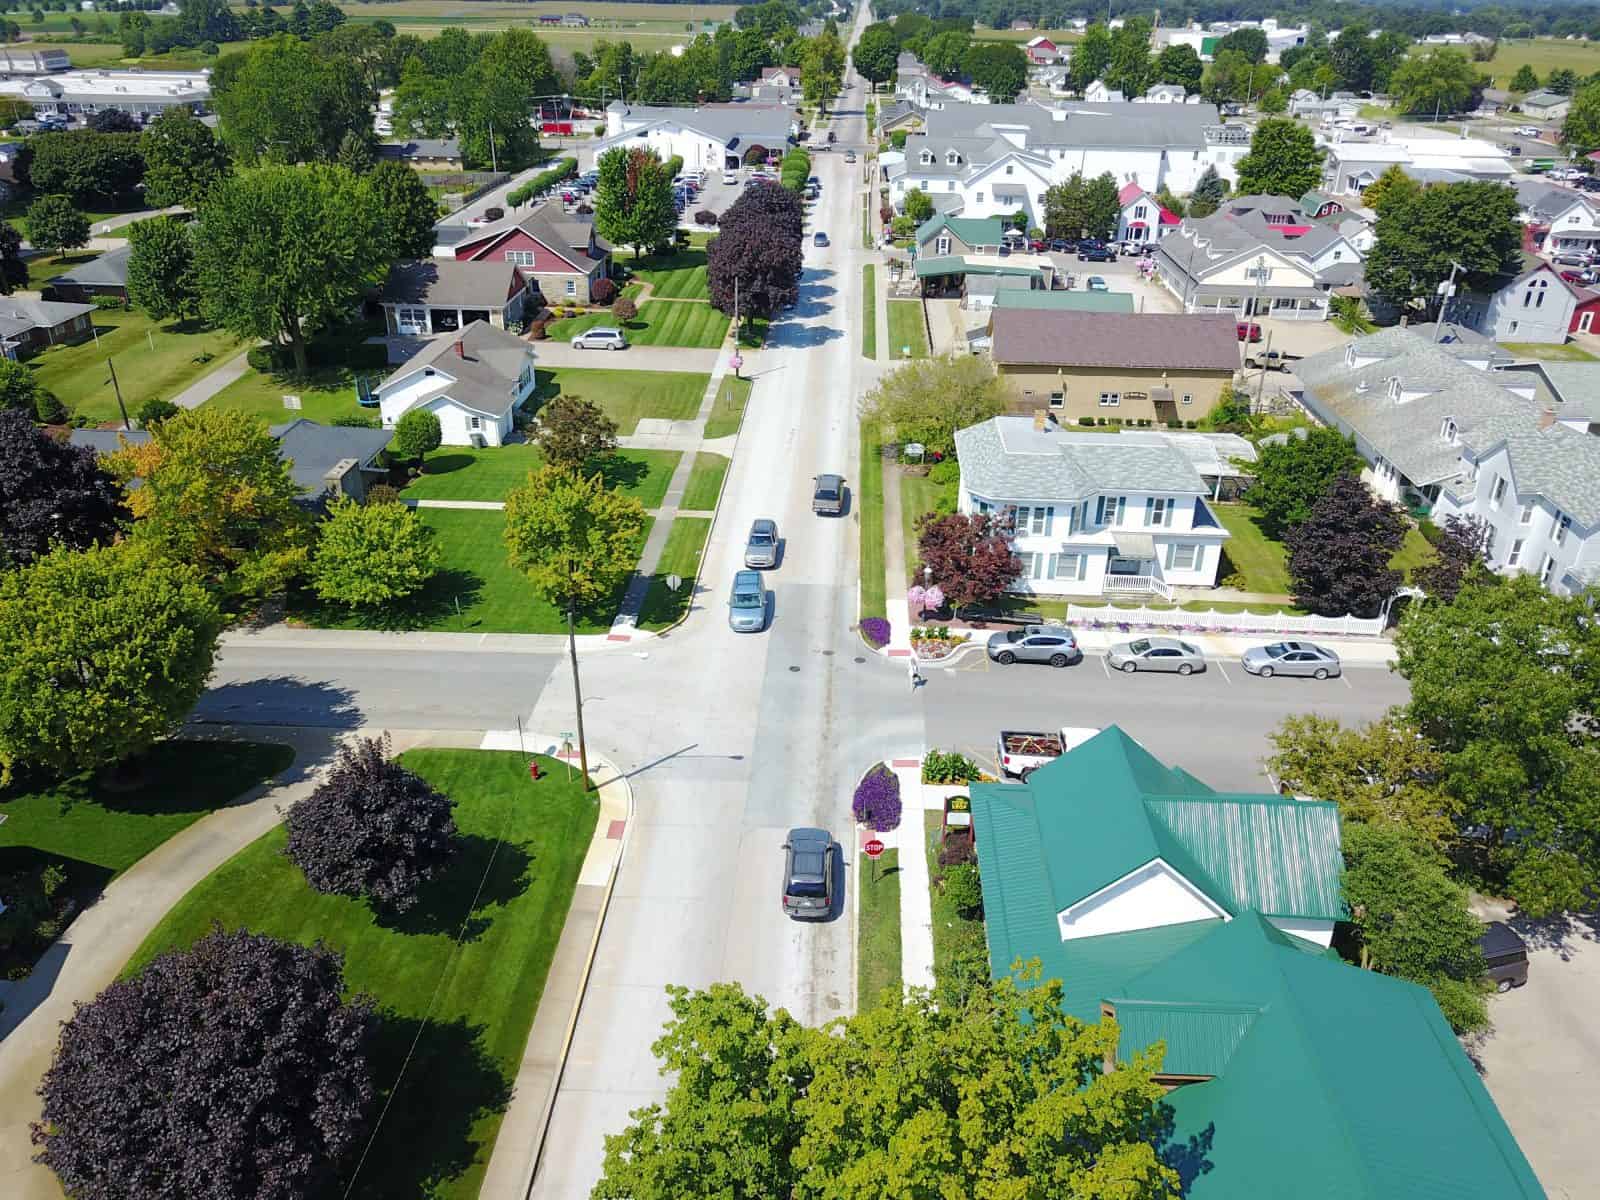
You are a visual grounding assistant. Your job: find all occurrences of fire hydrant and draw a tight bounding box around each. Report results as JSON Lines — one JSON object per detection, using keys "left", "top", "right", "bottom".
{"left": 528, "top": 759, "right": 541, "bottom": 781}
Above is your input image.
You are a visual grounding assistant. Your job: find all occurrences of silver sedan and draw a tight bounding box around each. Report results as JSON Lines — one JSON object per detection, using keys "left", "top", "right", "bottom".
{"left": 1240, "top": 641, "right": 1342, "bottom": 679}
{"left": 1106, "top": 637, "right": 1206, "bottom": 675}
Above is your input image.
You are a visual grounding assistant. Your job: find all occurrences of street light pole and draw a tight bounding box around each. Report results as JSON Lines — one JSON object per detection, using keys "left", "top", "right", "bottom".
{"left": 1433, "top": 259, "right": 1465, "bottom": 340}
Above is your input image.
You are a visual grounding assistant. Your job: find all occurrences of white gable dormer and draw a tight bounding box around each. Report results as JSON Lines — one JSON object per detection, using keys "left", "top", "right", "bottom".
{"left": 1057, "top": 858, "right": 1229, "bottom": 941}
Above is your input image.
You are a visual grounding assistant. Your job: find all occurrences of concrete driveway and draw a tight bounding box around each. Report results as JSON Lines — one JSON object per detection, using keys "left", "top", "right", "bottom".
{"left": 529, "top": 341, "right": 723, "bottom": 372}
{"left": 1473, "top": 911, "right": 1600, "bottom": 1200}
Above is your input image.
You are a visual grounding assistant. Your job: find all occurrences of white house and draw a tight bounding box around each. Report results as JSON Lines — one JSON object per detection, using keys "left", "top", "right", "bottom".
{"left": 1083, "top": 80, "right": 1125, "bottom": 103}
{"left": 1114, "top": 182, "right": 1180, "bottom": 243}
{"left": 953, "top": 414, "right": 1232, "bottom": 601}
{"left": 594, "top": 101, "right": 793, "bottom": 171}
{"left": 1136, "top": 83, "right": 1193, "bottom": 104}
{"left": 1320, "top": 131, "right": 1514, "bottom": 196}
{"left": 377, "top": 321, "right": 537, "bottom": 447}
{"left": 1540, "top": 192, "right": 1600, "bottom": 258}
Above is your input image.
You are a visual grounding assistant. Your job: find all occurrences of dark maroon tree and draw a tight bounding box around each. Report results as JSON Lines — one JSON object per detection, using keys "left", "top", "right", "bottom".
{"left": 719, "top": 179, "right": 803, "bottom": 243}
{"left": 915, "top": 511, "right": 1023, "bottom": 609}
{"left": 706, "top": 219, "right": 804, "bottom": 319}
{"left": 1286, "top": 474, "right": 1406, "bottom": 617}
{"left": 33, "top": 926, "right": 375, "bottom": 1200}
{"left": 284, "top": 734, "right": 457, "bottom": 912}
{"left": 0, "top": 222, "right": 26, "bottom": 293}
{"left": 1412, "top": 513, "right": 1492, "bottom": 603}
{"left": 0, "top": 410, "right": 128, "bottom": 568}
{"left": 88, "top": 109, "right": 140, "bottom": 133}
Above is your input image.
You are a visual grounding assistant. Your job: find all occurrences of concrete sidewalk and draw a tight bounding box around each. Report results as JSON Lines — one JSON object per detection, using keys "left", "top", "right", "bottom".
{"left": 890, "top": 760, "right": 935, "bottom": 994}
{"left": 172, "top": 347, "right": 251, "bottom": 411}
{"left": 219, "top": 623, "right": 653, "bottom": 657}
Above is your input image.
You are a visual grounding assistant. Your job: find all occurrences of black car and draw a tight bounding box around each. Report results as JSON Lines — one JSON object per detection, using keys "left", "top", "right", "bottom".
{"left": 1049, "top": 237, "right": 1075, "bottom": 253}
{"left": 1077, "top": 242, "right": 1115, "bottom": 262}
{"left": 1478, "top": 922, "right": 1530, "bottom": 992}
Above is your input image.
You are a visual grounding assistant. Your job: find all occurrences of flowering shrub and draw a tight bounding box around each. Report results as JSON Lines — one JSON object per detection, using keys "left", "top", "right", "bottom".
{"left": 852, "top": 763, "right": 902, "bottom": 832}
{"left": 922, "top": 749, "right": 979, "bottom": 784}
{"left": 859, "top": 617, "right": 890, "bottom": 648}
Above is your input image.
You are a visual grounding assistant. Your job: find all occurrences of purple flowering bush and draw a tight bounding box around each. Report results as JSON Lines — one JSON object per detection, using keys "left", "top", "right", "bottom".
{"left": 852, "top": 763, "right": 902, "bottom": 832}
{"left": 859, "top": 617, "right": 891, "bottom": 648}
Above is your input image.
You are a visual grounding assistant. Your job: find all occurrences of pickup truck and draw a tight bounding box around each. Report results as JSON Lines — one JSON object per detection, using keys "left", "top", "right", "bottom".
{"left": 996, "top": 726, "right": 1101, "bottom": 780}
{"left": 1245, "top": 349, "right": 1291, "bottom": 371}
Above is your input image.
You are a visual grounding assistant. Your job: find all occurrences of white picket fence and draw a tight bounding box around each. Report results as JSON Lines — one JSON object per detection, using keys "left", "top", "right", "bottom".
{"left": 1066, "top": 603, "right": 1386, "bottom": 638}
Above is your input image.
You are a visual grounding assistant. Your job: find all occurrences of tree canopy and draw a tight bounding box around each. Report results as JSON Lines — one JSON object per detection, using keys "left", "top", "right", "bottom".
{"left": 1285, "top": 474, "right": 1406, "bottom": 617}
{"left": 503, "top": 464, "right": 648, "bottom": 617}
{"left": 708, "top": 181, "right": 804, "bottom": 320}
{"left": 0, "top": 410, "right": 126, "bottom": 569}
{"left": 24, "top": 130, "right": 145, "bottom": 204}
{"left": 1244, "top": 425, "right": 1363, "bottom": 538}
{"left": 851, "top": 21, "right": 898, "bottom": 88}
{"left": 916, "top": 511, "right": 1023, "bottom": 609}
{"left": 1562, "top": 79, "right": 1600, "bottom": 154}
{"left": 140, "top": 108, "right": 230, "bottom": 207}
{"left": 126, "top": 214, "right": 200, "bottom": 323}
{"left": 1388, "top": 47, "right": 1483, "bottom": 115}
{"left": 593, "top": 146, "right": 678, "bottom": 259}
{"left": 1233, "top": 118, "right": 1325, "bottom": 199}
{"left": 24, "top": 194, "right": 89, "bottom": 260}
{"left": 310, "top": 495, "right": 440, "bottom": 607}
{"left": 1365, "top": 181, "right": 1521, "bottom": 311}
{"left": 367, "top": 158, "right": 441, "bottom": 261}
{"left": 1043, "top": 171, "right": 1120, "bottom": 240}
{"left": 535, "top": 393, "right": 620, "bottom": 473}
{"left": 861, "top": 353, "right": 1009, "bottom": 458}
{"left": 212, "top": 34, "right": 374, "bottom": 165}
{"left": 964, "top": 39, "right": 1028, "bottom": 102}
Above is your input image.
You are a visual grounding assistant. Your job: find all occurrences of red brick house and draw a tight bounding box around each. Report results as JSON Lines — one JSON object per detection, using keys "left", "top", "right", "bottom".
{"left": 1570, "top": 284, "right": 1600, "bottom": 335}
{"left": 443, "top": 204, "right": 610, "bottom": 304}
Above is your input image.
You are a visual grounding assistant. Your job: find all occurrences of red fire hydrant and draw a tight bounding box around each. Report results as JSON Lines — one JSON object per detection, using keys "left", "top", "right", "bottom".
{"left": 528, "top": 759, "right": 541, "bottom": 781}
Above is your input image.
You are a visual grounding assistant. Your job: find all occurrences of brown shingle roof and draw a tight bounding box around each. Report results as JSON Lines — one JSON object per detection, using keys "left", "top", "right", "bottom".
{"left": 991, "top": 310, "right": 1241, "bottom": 371}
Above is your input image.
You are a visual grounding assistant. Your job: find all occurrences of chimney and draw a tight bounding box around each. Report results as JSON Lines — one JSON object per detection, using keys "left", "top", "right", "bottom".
{"left": 1539, "top": 407, "right": 1557, "bottom": 431}
{"left": 1033, "top": 408, "right": 1049, "bottom": 431}
{"left": 453, "top": 338, "right": 465, "bottom": 358}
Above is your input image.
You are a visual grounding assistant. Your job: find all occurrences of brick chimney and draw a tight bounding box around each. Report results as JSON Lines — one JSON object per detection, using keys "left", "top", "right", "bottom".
{"left": 1539, "top": 407, "right": 1557, "bottom": 431}
{"left": 453, "top": 338, "right": 465, "bottom": 358}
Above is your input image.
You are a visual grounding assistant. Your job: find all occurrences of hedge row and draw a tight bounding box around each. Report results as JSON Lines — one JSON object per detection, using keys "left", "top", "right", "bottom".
{"left": 507, "top": 157, "right": 576, "bottom": 207}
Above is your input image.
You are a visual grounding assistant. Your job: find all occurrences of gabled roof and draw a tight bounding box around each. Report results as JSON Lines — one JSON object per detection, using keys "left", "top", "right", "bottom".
{"left": 47, "top": 243, "right": 130, "bottom": 288}
{"left": 381, "top": 259, "right": 528, "bottom": 308}
{"left": 378, "top": 319, "right": 533, "bottom": 420}
{"left": 990, "top": 309, "right": 1239, "bottom": 370}
{"left": 992, "top": 288, "right": 1135, "bottom": 312}
{"left": 955, "top": 416, "right": 1215, "bottom": 501}
{"left": 914, "top": 211, "right": 1007, "bottom": 249}
{"left": 378, "top": 138, "right": 460, "bottom": 161}
{"left": 1523, "top": 90, "right": 1569, "bottom": 108}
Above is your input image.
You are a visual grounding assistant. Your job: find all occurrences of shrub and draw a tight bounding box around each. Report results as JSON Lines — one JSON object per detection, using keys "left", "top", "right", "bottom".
{"left": 246, "top": 343, "right": 288, "bottom": 374}
{"left": 922, "top": 748, "right": 979, "bottom": 784}
{"left": 365, "top": 483, "right": 401, "bottom": 506}
{"left": 1079, "top": 416, "right": 1096, "bottom": 426}
{"left": 852, "top": 763, "right": 902, "bottom": 832}
{"left": 284, "top": 734, "right": 458, "bottom": 912}
{"left": 391, "top": 408, "right": 442, "bottom": 462}
{"left": 331, "top": 412, "right": 379, "bottom": 428}
{"left": 694, "top": 208, "right": 719, "bottom": 226}
{"left": 137, "top": 397, "right": 179, "bottom": 426}
{"left": 590, "top": 276, "right": 617, "bottom": 305}
{"left": 1096, "top": 416, "right": 1107, "bottom": 426}
{"left": 859, "top": 616, "right": 890, "bottom": 647}
{"left": 91, "top": 293, "right": 126, "bottom": 309}
{"left": 612, "top": 295, "right": 638, "bottom": 322}
{"left": 0, "top": 861, "right": 67, "bottom": 962}
{"left": 1185, "top": 419, "right": 1197, "bottom": 429}
{"left": 942, "top": 862, "right": 984, "bottom": 919}
{"left": 937, "top": 830, "right": 977, "bottom": 868}
{"left": 928, "top": 458, "right": 960, "bottom": 485}
{"left": 34, "top": 389, "right": 67, "bottom": 424}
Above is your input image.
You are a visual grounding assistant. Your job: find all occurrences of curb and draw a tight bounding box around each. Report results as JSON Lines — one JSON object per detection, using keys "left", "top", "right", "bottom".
{"left": 522, "top": 753, "right": 635, "bottom": 1199}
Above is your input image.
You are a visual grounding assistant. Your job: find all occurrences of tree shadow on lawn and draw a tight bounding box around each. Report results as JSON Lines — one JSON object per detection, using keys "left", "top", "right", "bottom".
{"left": 348, "top": 1013, "right": 514, "bottom": 1200}
{"left": 592, "top": 452, "right": 648, "bottom": 491}
{"left": 290, "top": 568, "right": 486, "bottom": 632}
{"left": 416, "top": 453, "right": 478, "bottom": 477}
{"left": 378, "top": 832, "right": 535, "bottom": 943}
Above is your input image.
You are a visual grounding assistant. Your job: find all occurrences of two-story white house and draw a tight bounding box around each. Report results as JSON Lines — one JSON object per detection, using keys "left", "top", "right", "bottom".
{"left": 377, "top": 320, "right": 537, "bottom": 447}
{"left": 953, "top": 414, "right": 1232, "bottom": 600}
{"left": 1540, "top": 192, "right": 1600, "bottom": 258}
{"left": 1114, "top": 181, "right": 1180, "bottom": 243}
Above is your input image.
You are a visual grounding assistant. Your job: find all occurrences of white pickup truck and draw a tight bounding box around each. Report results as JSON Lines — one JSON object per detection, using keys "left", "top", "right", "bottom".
{"left": 996, "top": 726, "right": 1101, "bottom": 780}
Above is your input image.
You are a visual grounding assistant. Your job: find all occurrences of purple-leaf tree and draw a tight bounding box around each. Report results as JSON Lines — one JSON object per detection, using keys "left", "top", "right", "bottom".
{"left": 284, "top": 734, "right": 458, "bottom": 913}
{"left": 852, "top": 763, "right": 902, "bottom": 832}
{"left": 916, "top": 512, "right": 1022, "bottom": 610}
{"left": 32, "top": 926, "right": 376, "bottom": 1200}
{"left": 0, "top": 409, "right": 127, "bottom": 567}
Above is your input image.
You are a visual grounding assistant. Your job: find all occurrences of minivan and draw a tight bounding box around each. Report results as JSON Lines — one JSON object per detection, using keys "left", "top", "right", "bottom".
{"left": 570, "top": 327, "right": 628, "bottom": 350}
{"left": 1478, "top": 921, "right": 1530, "bottom": 992}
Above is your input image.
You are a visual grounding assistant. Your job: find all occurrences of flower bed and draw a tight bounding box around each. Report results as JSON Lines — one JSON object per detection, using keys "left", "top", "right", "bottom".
{"left": 853, "top": 763, "right": 902, "bottom": 832}
{"left": 909, "top": 625, "right": 968, "bottom": 660}
{"left": 858, "top": 617, "right": 890, "bottom": 649}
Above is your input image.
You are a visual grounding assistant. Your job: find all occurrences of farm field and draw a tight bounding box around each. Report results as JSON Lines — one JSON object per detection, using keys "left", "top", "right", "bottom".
{"left": 1442, "top": 38, "right": 1600, "bottom": 90}
{"left": 972, "top": 26, "right": 1083, "bottom": 44}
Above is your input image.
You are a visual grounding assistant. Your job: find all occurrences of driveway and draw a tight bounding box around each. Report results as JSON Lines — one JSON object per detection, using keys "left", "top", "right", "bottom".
{"left": 529, "top": 341, "right": 723, "bottom": 372}
{"left": 1473, "top": 912, "right": 1600, "bottom": 1200}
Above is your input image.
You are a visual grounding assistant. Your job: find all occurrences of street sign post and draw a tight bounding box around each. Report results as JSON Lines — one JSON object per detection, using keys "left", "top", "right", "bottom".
{"left": 864, "top": 837, "right": 885, "bottom": 884}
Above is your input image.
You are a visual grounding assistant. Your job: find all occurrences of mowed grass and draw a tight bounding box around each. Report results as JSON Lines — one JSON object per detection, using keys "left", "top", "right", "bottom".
{"left": 900, "top": 470, "right": 946, "bottom": 583}
{"left": 703, "top": 374, "right": 752, "bottom": 439}
{"left": 1217, "top": 502, "right": 1441, "bottom": 593}
{"left": 972, "top": 26, "right": 1083, "bottom": 43}
{"left": 627, "top": 247, "right": 710, "bottom": 300}
{"left": 638, "top": 516, "right": 712, "bottom": 630}
{"left": 858, "top": 846, "right": 902, "bottom": 1006}
{"left": 25, "top": 250, "right": 97, "bottom": 291}
{"left": 123, "top": 748, "right": 600, "bottom": 1200}
{"left": 547, "top": 299, "right": 729, "bottom": 348}
{"left": 15, "top": 41, "right": 129, "bottom": 66}
{"left": 206, "top": 364, "right": 366, "bottom": 425}
{"left": 1458, "top": 38, "right": 1600, "bottom": 90}
{"left": 29, "top": 309, "right": 244, "bottom": 424}
{"left": 292, "top": 508, "right": 650, "bottom": 633}
{"left": 862, "top": 264, "right": 877, "bottom": 360}
{"left": 886, "top": 300, "right": 929, "bottom": 360}
{"left": 1502, "top": 340, "right": 1599, "bottom": 362}
{"left": 681, "top": 452, "right": 728, "bottom": 511}
{"left": 859, "top": 422, "right": 886, "bottom": 621}
{"left": 407, "top": 444, "right": 681, "bottom": 508}
{"left": 534, "top": 366, "right": 706, "bottom": 434}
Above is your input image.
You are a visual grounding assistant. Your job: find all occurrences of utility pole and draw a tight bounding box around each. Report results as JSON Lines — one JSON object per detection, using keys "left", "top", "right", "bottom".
{"left": 105, "top": 358, "right": 130, "bottom": 431}
{"left": 488, "top": 121, "right": 498, "bottom": 173}
{"left": 1254, "top": 328, "right": 1273, "bottom": 413}
{"left": 1433, "top": 259, "right": 1465, "bottom": 339}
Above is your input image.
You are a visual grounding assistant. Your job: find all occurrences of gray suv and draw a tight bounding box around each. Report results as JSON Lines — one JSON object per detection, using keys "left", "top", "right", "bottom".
{"left": 781, "top": 827, "right": 835, "bottom": 919}
{"left": 744, "top": 518, "right": 779, "bottom": 568}
{"left": 987, "top": 624, "right": 1081, "bottom": 667}
{"left": 812, "top": 473, "right": 845, "bottom": 515}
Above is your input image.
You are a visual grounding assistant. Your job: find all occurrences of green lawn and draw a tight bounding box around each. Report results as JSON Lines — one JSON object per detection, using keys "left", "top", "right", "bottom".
{"left": 627, "top": 248, "right": 710, "bottom": 300}
{"left": 534, "top": 366, "right": 706, "bottom": 434}
{"left": 292, "top": 508, "right": 649, "bottom": 633}
{"left": 638, "top": 516, "right": 712, "bottom": 630}
{"left": 924, "top": 811, "right": 986, "bottom": 990}
{"left": 0, "top": 741, "right": 294, "bottom": 977}
{"left": 205, "top": 364, "right": 368, "bottom": 425}
{"left": 681, "top": 452, "right": 728, "bottom": 511}
{"left": 703, "top": 375, "right": 752, "bottom": 439}
{"left": 123, "top": 748, "right": 599, "bottom": 1200}
{"left": 859, "top": 422, "right": 886, "bottom": 621}
{"left": 900, "top": 469, "right": 948, "bottom": 584}
{"left": 25, "top": 249, "right": 97, "bottom": 291}
{"left": 862, "top": 264, "right": 877, "bottom": 360}
{"left": 1501, "top": 341, "right": 1599, "bottom": 362}
{"left": 858, "top": 845, "right": 902, "bottom": 1007}
{"left": 547, "top": 299, "right": 729, "bottom": 348}
{"left": 1450, "top": 37, "right": 1600, "bottom": 91}
{"left": 1217, "top": 503, "right": 1440, "bottom": 593}
{"left": 886, "top": 300, "right": 928, "bottom": 360}
{"left": 28, "top": 309, "right": 245, "bottom": 424}
{"left": 405, "top": 445, "right": 680, "bottom": 508}
{"left": 1391, "top": 525, "right": 1438, "bottom": 583}
{"left": 14, "top": 40, "right": 129, "bottom": 66}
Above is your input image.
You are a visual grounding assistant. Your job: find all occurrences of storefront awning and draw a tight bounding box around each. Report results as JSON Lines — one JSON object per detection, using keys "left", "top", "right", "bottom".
{"left": 1112, "top": 531, "right": 1157, "bottom": 559}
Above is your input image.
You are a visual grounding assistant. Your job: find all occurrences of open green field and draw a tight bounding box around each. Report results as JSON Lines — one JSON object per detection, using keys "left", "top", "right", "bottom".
{"left": 407, "top": 444, "right": 680, "bottom": 507}
{"left": 548, "top": 299, "right": 729, "bottom": 348}
{"left": 1456, "top": 38, "right": 1600, "bottom": 90}
{"left": 124, "top": 748, "right": 599, "bottom": 1200}
{"left": 0, "top": 740, "right": 293, "bottom": 976}
{"left": 972, "top": 26, "right": 1083, "bottom": 43}
{"left": 858, "top": 845, "right": 902, "bottom": 1006}
{"left": 886, "top": 300, "right": 929, "bottom": 360}
{"left": 535, "top": 365, "right": 706, "bottom": 434}
{"left": 292, "top": 507, "right": 651, "bottom": 633}
{"left": 627, "top": 247, "right": 710, "bottom": 300}
{"left": 319, "top": 0, "right": 737, "bottom": 52}
{"left": 638, "top": 515, "right": 712, "bottom": 630}
{"left": 28, "top": 308, "right": 244, "bottom": 424}
{"left": 703, "top": 374, "right": 751, "bottom": 439}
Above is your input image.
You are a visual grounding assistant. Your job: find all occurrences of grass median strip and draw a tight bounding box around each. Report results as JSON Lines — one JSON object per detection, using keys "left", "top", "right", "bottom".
{"left": 123, "top": 748, "right": 599, "bottom": 1200}
{"left": 859, "top": 421, "right": 886, "bottom": 621}
{"left": 638, "top": 516, "right": 712, "bottom": 630}
{"left": 703, "top": 375, "right": 752, "bottom": 439}
{"left": 862, "top": 264, "right": 877, "bottom": 360}
{"left": 681, "top": 452, "right": 729, "bottom": 511}
{"left": 886, "top": 301, "right": 929, "bottom": 360}
{"left": 857, "top": 846, "right": 902, "bottom": 1005}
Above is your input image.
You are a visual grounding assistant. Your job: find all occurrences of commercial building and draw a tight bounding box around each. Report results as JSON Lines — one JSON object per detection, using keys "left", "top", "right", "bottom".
{"left": 0, "top": 67, "right": 209, "bottom": 119}
{"left": 1320, "top": 130, "right": 1514, "bottom": 196}
{"left": 593, "top": 101, "right": 794, "bottom": 172}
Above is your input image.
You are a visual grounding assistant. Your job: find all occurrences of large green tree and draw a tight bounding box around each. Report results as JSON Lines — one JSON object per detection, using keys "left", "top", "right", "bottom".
{"left": 126, "top": 215, "right": 199, "bottom": 322}
{"left": 24, "top": 130, "right": 144, "bottom": 204}
{"left": 1388, "top": 48, "right": 1482, "bottom": 116}
{"left": 592, "top": 978, "right": 1181, "bottom": 1200}
{"left": 1562, "top": 79, "right": 1600, "bottom": 154}
{"left": 1069, "top": 22, "right": 1111, "bottom": 92}
{"left": 861, "top": 353, "right": 1009, "bottom": 458}
{"left": 367, "top": 159, "right": 440, "bottom": 260}
{"left": 1395, "top": 575, "right": 1600, "bottom": 916}
{"left": 1234, "top": 118, "right": 1325, "bottom": 198}
{"left": 1043, "top": 171, "right": 1120, "bottom": 239}
{"left": 801, "top": 29, "right": 846, "bottom": 111}
{"left": 23, "top": 194, "right": 89, "bottom": 260}
{"left": 1327, "top": 20, "right": 1375, "bottom": 90}
{"left": 192, "top": 163, "right": 386, "bottom": 375}
{"left": 310, "top": 495, "right": 440, "bottom": 607}
{"left": 920, "top": 29, "right": 969, "bottom": 79}
{"left": 1154, "top": 43, "right": 1203, "bottom": 92}
{"left": 1104, "top": 17, "right": 1155, "bottom": 97}
{"left": 1365, "top": 181, "right": 1521, "bottom": 311}
{"left": 0, "top": 542, "right": 220, "bottom": 784}
{"left": 1188, "top": 165, "right": 1226, "bottom": 217}
{"left": 1359, "top": 163, "right": 1422, "bottom": 217}
{"left": 593, "top": 146, "right": 678, "bottom": 259}
{"left": 1244, "top": 425, "right": 1363, "bottom": 537}
{"left": 212, "top": 34, "right": 373, "bottom": 165}
{"left": 851, "top": 21, "right": 898, "bottom": 90}
{"left": 139, "top": 108, "right": 229, "bottom": 207}
{"left": 109, "top": 407, "right": 312, "bottom": 605}
{"left": 963, "top": 39, "right": 1027, "bottom": 102}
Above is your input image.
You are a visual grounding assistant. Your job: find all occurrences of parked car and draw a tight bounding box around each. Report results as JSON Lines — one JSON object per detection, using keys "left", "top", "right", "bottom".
{"left": 1551, "top": 167, "right": 1586, "bottom": 181}
{"left": 780, "top": 827, "right": 835, "bottom": 919}
{"left": 1049, "top": 237, "right": 1074, "bottom": 252}
{"left": 744, "top": 518, "right": 779, "bottom": 568}
{"left": 1246, "top": 349, "right": 1287, "bottom": 370}
{"left": 570, "top": 327, "right": 629, "bottom": 350}
{"left": 1478, "top": 921, "right": 1530, "bottom": 992}
{"left": 1029, "top": 237, "right": 1047, "bottom": 251}
{"left": 997, "top": 725, "right": 1101, "bottom": 780}
{"left": 812, "top": 473, "right": 845, "bottom": 515}
{"left": 1554, "top": 250, "right": 1595, "bottom": 266}
{"left": 1085, "top": 276, "right": 1109, "bottom": 292}
{"left": 986, "top": 624, "right": 1081, "bottom": 667}
{"left": 1516, "top": 125, "right": 1541, "bottom": 137}
{"left": 1237, "top": 321, "right": 1263, "bottom": 342}
{"left": 727, "top": 570, "right": 767, "bottom": 632}
{"left": 1240, "top": 640, "right": 1342, "bottom": 679}
{"left": 722, "top": 169, "right": 740, "bottom": 184}
{"left": 813, "top": 230, "right": 829, "bottom": 246}
{"left": 844, "top": 149, "right": 856, "bottom": 162}
{"left": 1077, "top": 242, "right": 1115, "bottom": 262}
{"left": 1107, "top": 637, "right": 1206, "bottom": 674}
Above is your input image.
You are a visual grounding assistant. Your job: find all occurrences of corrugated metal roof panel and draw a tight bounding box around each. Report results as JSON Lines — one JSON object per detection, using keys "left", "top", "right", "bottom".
{"left": 1111, "top": 1000, "right": 1260, "bottom": 1076}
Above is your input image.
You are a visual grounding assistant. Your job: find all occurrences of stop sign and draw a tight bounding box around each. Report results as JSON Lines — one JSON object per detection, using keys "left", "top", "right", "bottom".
{"left": 864, "top": 839, "right": 885, "bottom": 860}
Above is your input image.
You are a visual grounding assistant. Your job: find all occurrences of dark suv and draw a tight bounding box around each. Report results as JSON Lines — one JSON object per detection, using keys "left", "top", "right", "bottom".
{"left": 812, "top": 473, "right": 845, "bottom": 515}
{"left": 1077, "top": 241, "right": 1115, "bottom": 262}
{"left": 1478, "top": 921, "right": 1530, "bottom": 992}
{"left": 781, "top": 827, "right": 835, "bottom": 919}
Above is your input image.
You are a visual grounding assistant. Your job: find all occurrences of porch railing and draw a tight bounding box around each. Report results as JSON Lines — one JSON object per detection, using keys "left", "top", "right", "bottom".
{"left": 1102, "top": 574, "right": 1173, "bottom": 601}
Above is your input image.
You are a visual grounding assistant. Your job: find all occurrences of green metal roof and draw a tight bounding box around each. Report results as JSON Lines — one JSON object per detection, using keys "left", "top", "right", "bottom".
{"left": 913, "top": 256, "right": 1044, "bottom": 280}
{"left": 1111, "top": 1000, "right": 1261, "bottom": 1077}
{"left": 914, "top": 211, "right": 1008, "bottom": 249}
{"left": 992, "top": 289, "right": 1136, "bottom": 312}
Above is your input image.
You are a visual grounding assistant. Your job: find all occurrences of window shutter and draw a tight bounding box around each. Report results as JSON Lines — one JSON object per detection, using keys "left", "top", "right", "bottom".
{"left": 1144, "top": 498, "right": 1155, "bottom": 527}
{"left": 1165, "top": 543, "right": 1176, "bottom": 569}
{"left": 1043, "top": 506, "right": 1054, "bottom": 536}
{"left": 1095, "top": 496, "right": 1106, "bottom": 524}
{"left": 1116, "top": 496, "right": 1126, "bottom": 523}
{"left": 1164, "top": 500, "right": 1174, "bottom": 527}
{"left": 1047, "top": 553, "right": 1059, "bottom": 579}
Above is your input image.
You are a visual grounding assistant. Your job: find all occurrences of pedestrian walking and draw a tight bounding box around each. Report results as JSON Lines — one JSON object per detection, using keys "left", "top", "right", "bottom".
{"left": 908, "top": 653, "right": 923, "bottom": 691}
